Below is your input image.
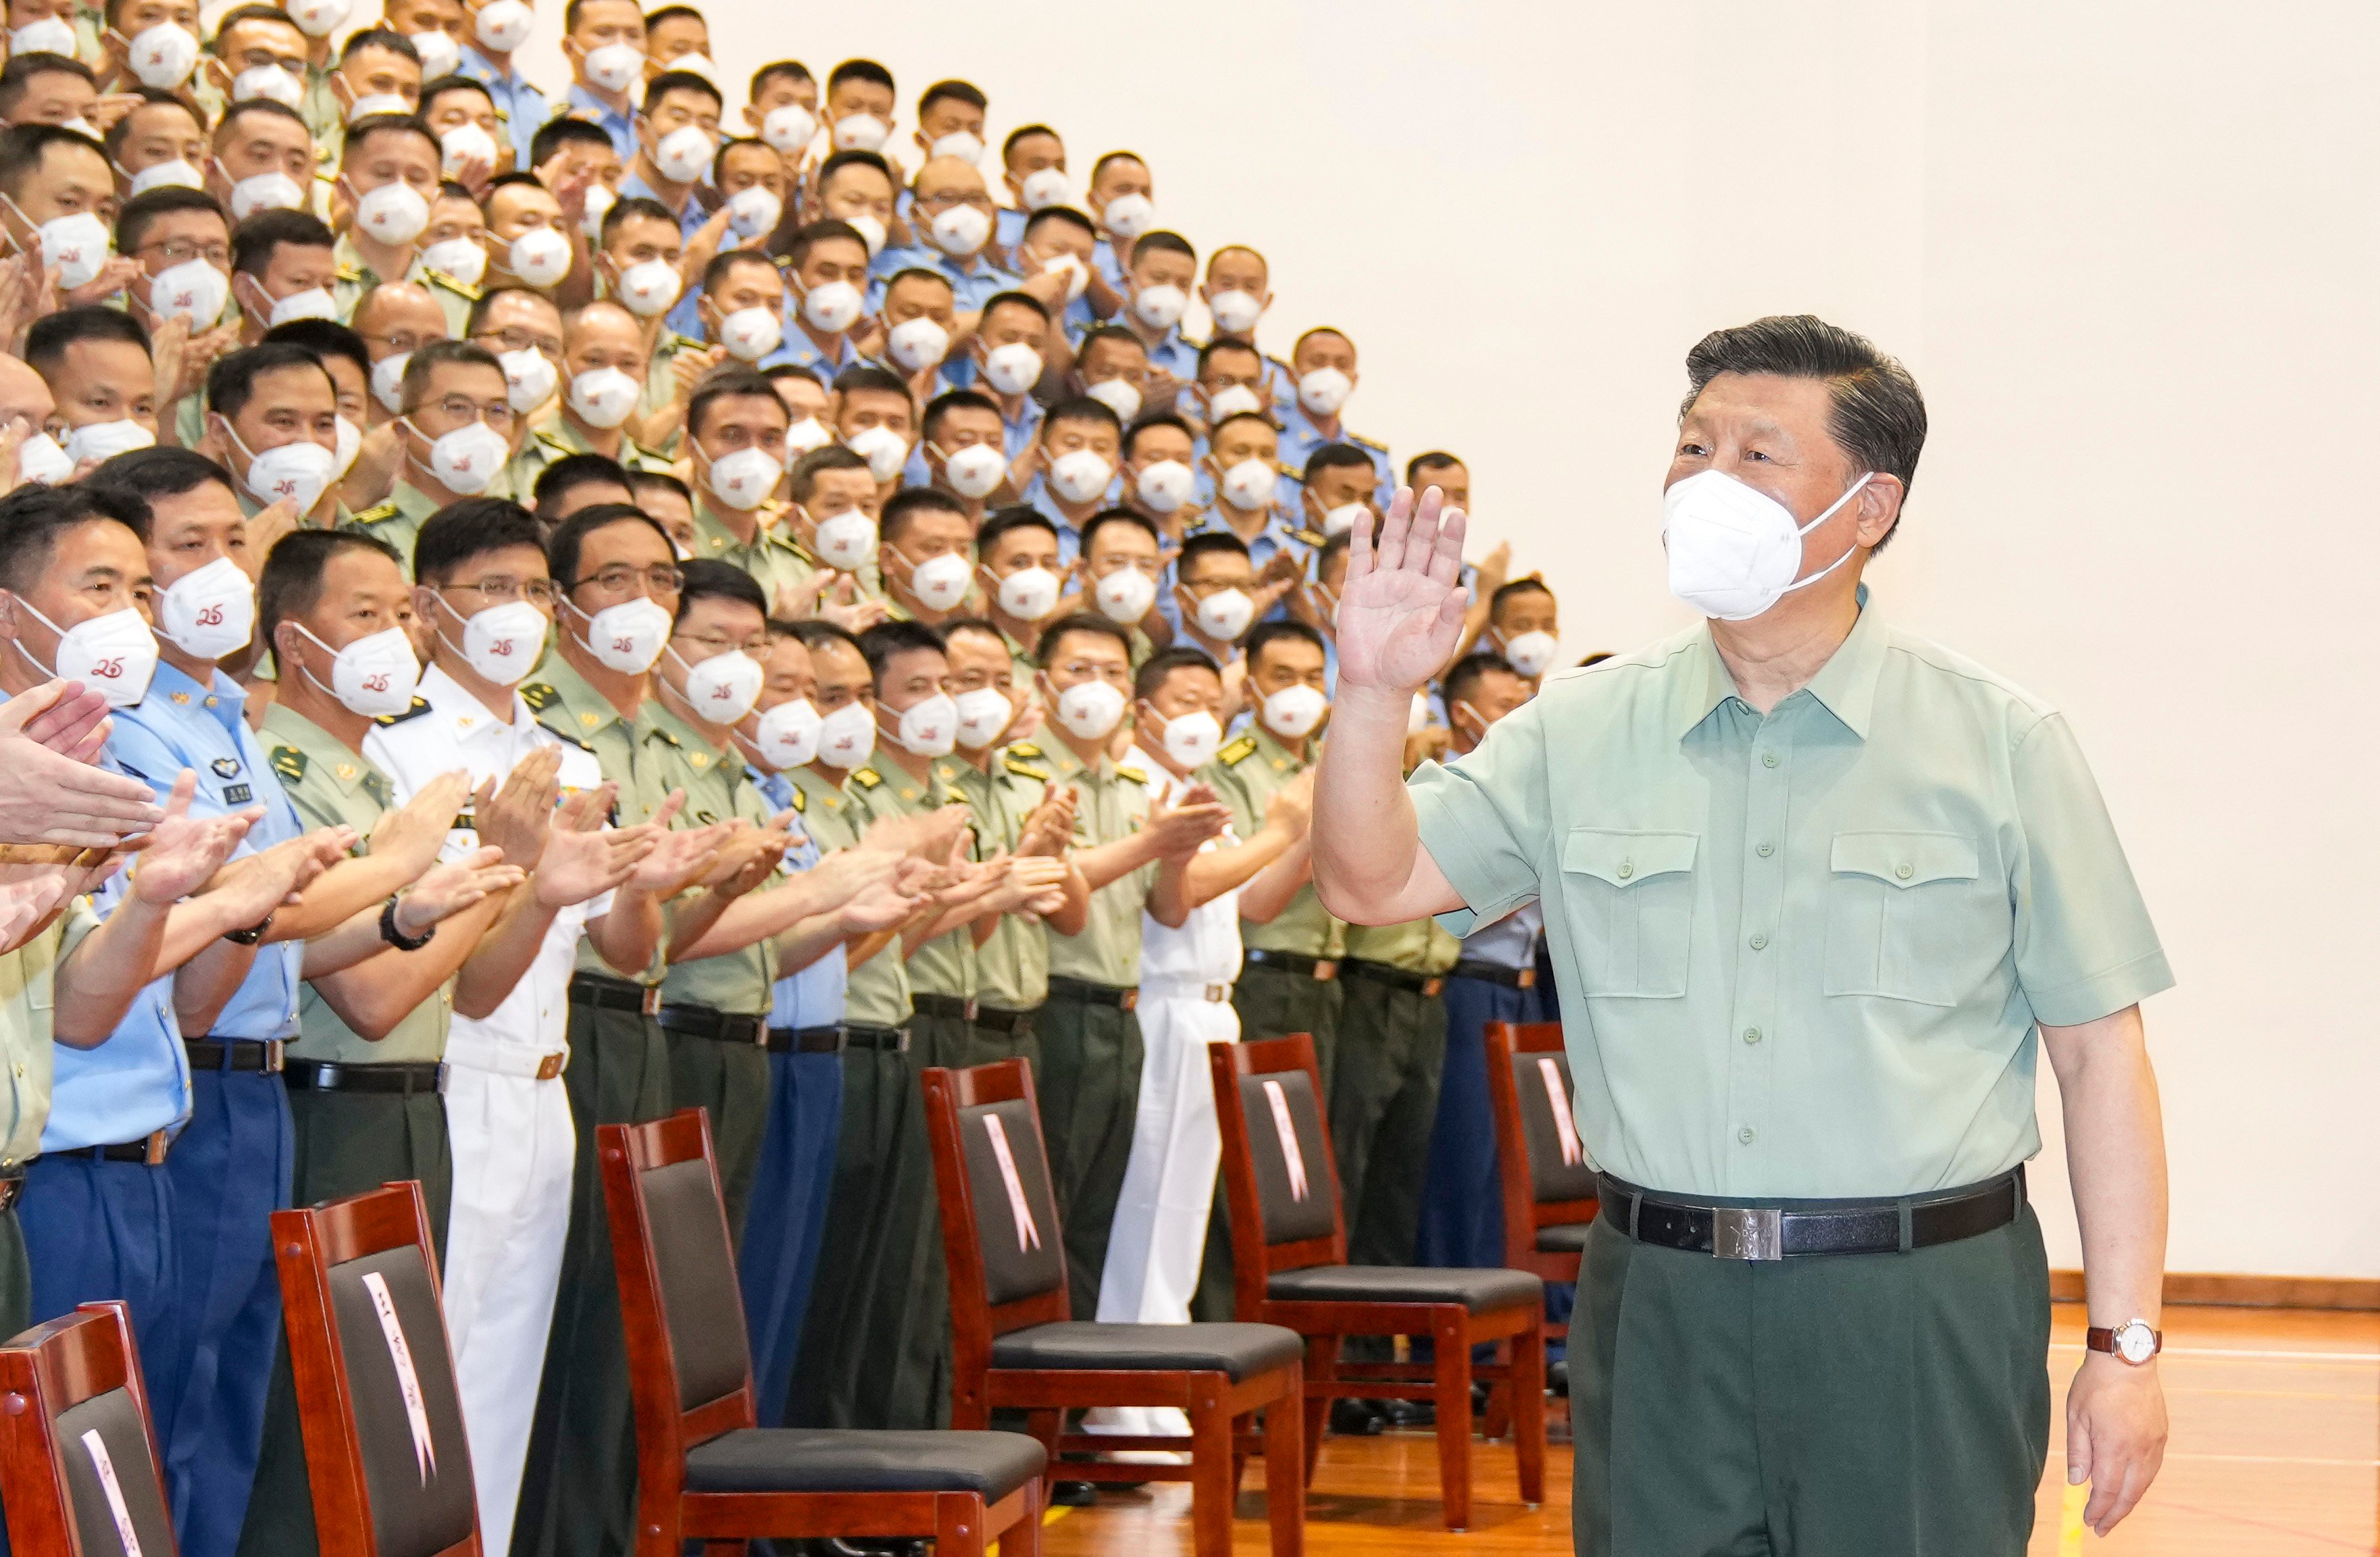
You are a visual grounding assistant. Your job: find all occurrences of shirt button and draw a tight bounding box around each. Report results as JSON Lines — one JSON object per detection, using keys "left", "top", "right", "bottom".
{"left": 1738, "top": 1127, "right": 1756, "bottom": 1144}
{"left": 1896, "top": 863, "right": 1913, "bottom": 879}
{"left": 1616, "top": 861, "right": 1633, "bottom": 879}
{"left": 1756, "top": 842, "right": 1774, "bottom": 858}
{"left": 1761, "top": 750, "right": 1779, "bottom": 768}
{"left": 1742, "top": 1026, "right": 1761, "bottom": 1044}
{"left": 1750, "top": 934, "right": 1767, "bottom": 950}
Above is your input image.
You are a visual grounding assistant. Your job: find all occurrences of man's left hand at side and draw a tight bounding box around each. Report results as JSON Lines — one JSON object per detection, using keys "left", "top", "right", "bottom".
{"left": 2064, "top": 1351, "right": 2167, "bottom": 1535}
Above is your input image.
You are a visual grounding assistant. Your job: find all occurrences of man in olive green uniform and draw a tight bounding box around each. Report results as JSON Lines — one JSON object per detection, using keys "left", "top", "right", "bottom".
{"left": 685, "top": 371, "right": 819, "bottom": 611}
{"left": 1032, "top": 615, "right": 1225, "bottom": 1321}
{"left": 1334, "top": 913, "right": 1461, "bottom": 1271}
{"left": 345, "top": 341, "right": 519, "bottom": 565}
{"left": 1315, "top": 319, "right": 2175, "bottom": 1554}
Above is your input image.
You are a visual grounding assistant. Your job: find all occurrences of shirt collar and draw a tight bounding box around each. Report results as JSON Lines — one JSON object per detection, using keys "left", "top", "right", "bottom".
{"left": 1673, "top": 584, "right": 1885, "bottom": 741}
{"left": 147, "top": 659, "right": 245, "bottom": 734}
{"left": 261, "top": 702, "right": 385, "bottom": 799}
{"left": 417, "top": 663, "right": 517, "bottom": 741}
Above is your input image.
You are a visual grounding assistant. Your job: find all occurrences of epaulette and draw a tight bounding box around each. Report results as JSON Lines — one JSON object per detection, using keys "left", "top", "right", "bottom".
{"left": 665, "top": 332, "right": 703, "bottom": 353}
{"left": 1288, "top": 527, "right": 1326, "bottom": 548}
{"left": 551, "top": 730, "right": 597, "bottom": 753}
{"left": 424, "top": 268, "right": 482, "bottom": 301}
{"left": 520, "top": 681, "right": 559, "bottom": 712}
{"left": 334, "top": 263, "right": 363, "bottom": 283}
{"left": 1217, "top": 735, "right": 1258, "bottom": 767}
{"left": 1115, "top": 765, "right": 1147, "bottom": 785}
{"left": 786, "top": 786, "right": 806, "bottom": 813}
{"left": 374, "top": 696, "right": 433, "bottom": 726}
{"left": 352, "top": 501, "right": 400, "bottom": 526}
{"left": 1006, "top": 741, "right": 1042, "bottom": 759}
{"left": 648, "top": 723, "right": 680, "bottom": 747}
{"left": 269, "top": 745, "right": 307, "bottom": 784}
{"left": 1348, "top": 433, "right": 1388, "bottom": 454}
{"left": 492, "top": 103, "right": 511, "bottom": 124}
{"left": 1003, "top": 759, "right": 1048, "bottom": 781}
{"left": 1275, "top": 460, "right": 1298, "bottom": 478}
{"left": 532, "top": 426, "right": 573, "bottom": 454}
{"left": 848, "top": 767, "right": 882, "bottom": 789}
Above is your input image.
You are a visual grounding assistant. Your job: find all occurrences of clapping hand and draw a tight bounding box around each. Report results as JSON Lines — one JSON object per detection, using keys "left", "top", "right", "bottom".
{"left": 1263, "top": 767, "right": 1315, "bottom": 835}
{"left": 199, "top": 826, "right": 355, "bottom": 926}
{"left": 1146, "top": 782, "right": 1230, "bottom": 857}
{"left": 629, "top": 792, "right": 731, "bottom": 893}
{"left": 390, "top": 846, "right": 526, "bottom": 937}
{"left": 129, "top": 773, "right": 260, "bottom": 905}
{"left": 474, "top": 746, "right": 565, "bottom": 869}
{"left": 0, "top": 680, "right": 167, "bottom": 847}
{"left": 370, "top": 770, "right": 474, "bottom": 876}
{"left": 533, "top": 786, "right": 660, "bottom": 907}
{"left": 1337, "top": 486, "right": 1471, "bottom": 694}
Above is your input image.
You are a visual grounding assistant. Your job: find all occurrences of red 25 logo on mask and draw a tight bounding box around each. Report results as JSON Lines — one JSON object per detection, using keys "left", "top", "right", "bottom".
{"left": 196, "top": 604, "right": 224, "bottom": 627}
{"left": 363, "top": 673, "right": 390, "bottom": 692}
{"left": 93, "top": 657, "right": 124, "bottom": 678}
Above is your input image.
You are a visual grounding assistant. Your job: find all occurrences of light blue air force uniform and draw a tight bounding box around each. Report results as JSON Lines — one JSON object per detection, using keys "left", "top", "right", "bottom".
{"left": 457, "top": 45, "right": 549, "bottom": 170}
{"left": 871, "top": 246, "right": 1021, "bottom": 314}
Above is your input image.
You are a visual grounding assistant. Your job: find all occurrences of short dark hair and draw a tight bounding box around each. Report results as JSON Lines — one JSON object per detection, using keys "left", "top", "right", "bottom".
{"left": 400, "top": 338, "right": 503, "bottom": 410}
{"left": 1075, "top": 325, "right": 1144, "bottom": 363}
{"left": 673, "top": 557, "right": 765, "bottom": 623}
{"left": 419, "top": 74, "right": 492, "bottom": 118}
{"left": 413, "top": 498, "right": 545, "bottom": 584}
{"left": 975, "top": 505, "right": 1057, "bottom": 561}
{"left": 212, "top": 98, "right": 310, "bottom": 147}
{"left": 342, "top": 113, "right": 440, "bottom": 167}
{"left": 700, "top": 247, "right": 777, "bottom": 297}
{"left": 259, "top": 528, "right": 401, "bottom": 655}
{"left": 830, "top": 363, "right": 909, "bottom": 403}
{"left": 917, "top": 78, "right": 985, "bottom": 118}
{"left": 880, "top": 486, "right": 966, "bottom": 547}
{"left": 1209, "top": 409, "right": 1277, "bottom": 445}
{"left": 600, "top": 193, "right": 678, "bottom": 246}
{"left": 24, "top": 307, "right": 149, "bottom": 381}
{"left": 788, "top": 444, "right": 868, "bottom": 502}
{"left": 101, "top": 88, "right": 199, "bottom": 159}
{"left": 1489, "top": 576, "right": 1554, "bottom": 620}
{"left": 1034, "top": 611, "right": 1128, "bottom": 667}
{"left": 750, "top": 61, "right": 813, "bottom": 99}
{"left": 0, "top": 59, "right": 95, "bottom": 126}
{"left": 114, "top": 185, "right": 228, "bottom": 256}
{"left": 262, "top": 317, "right": 371, "bottom": 383}
{"left": 921, "top": 388, "right": 998, "bottom": 443}
{"left": 791, "top": 618, "right": 861, "bottom": 662}
{"left": 1040, "top": 395, "right": 1120, "bottom": 442}
{"left": 1177, "top": 530, "right": 1250, "bottom": 578}
{"left": 1133, "top": 644, "right": 1219, "bottom": 702}
{"left": 1195, "top": 335, "right": 1261, "bottom": 378}
{"left": 1244, "top": 619, "right": 1325, "bottom": 671}
{"left": 1681, "top": 314, "right": 1926, "bottom": 551}
{"left": 642, "top": 70, "right": 720, "bottom": 115}
{"left": 206, "top": 342, "right": 333, "bottom": 422}
{"left": 530, "top": 115, "right": 613, "bottom": 168}
{"left": 1021, "top": 206, "right": 1095, "bottom": 249}
{"left": 856, "top": 618, "right": 946, "bottom": 684}
{"left": 883, "top": 265, "right": 952, "bottom": 299}
{"left": 1122, "top": 412, "right": 1192, "bottom": 459}
{"left": 624, "top": 469, "right": 692, "bottom": 507}
{"left": 465, "top": 284, "right": 559, "bottom": 338}
{"left": 338, "top": 27, "right": 420, "bottom": 63}
{"left": 980, "top": 289, "right": 1048, "bottom": 327}
{"left": 813, "top": 149, "right": 890, "bottom": 194}
{"left": 1303, "top": 442, "right": 1375, "bottom": 487}
{"left": 1441, "top": 650, "right": 1517, "bottom": 711}
{"left": 1405, "top": 449, "right": 1462, "bottom": 486}
{"left": 209, "top": 3, "right": 302, "bottom": 47}
{"left": 533, "top": 451, "right": 632, "bottom": 512}
{"left": 644, "top": 3, "right": 704, "bottom": 31}
{"left": 686, "top": 369, "right": 785, "bottom": 442}
{"left": 1080, "top": 508, "right": 1158, "bottom": 557}
{"left": 0, "top": 481, "right": 149, "bottom": 594}
{"left": 785, "top": 217, "right": 866, "bottom": 270}
{"left": 826, "top": 58, "right": 894, "bottom": 95}
{"left": 1130, "top": 232, "right": 1194, "bottom": 269}
{"left": 1088, "top": 150, "right": 1142, "bottom": 186}
{"left": 83, "top": 445, "right": 231, "bottom": 517}
{"left": 1002, "top": 123, "right": 1059, "bottom": 161}
{"left": 547, "top": 502, "right": 672, "bottom": 594}
{"left": 232, "top": 207, "right": 335, "bottom": 277}
{"left": 0, "top": 122, "right": 101, "bottom": 199}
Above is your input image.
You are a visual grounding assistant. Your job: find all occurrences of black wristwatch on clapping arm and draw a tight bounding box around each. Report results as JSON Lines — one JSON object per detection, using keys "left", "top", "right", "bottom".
{"left": 222, "top": 911, "right": 273, "bottom": 946}
{"left": 378, "top": 894, "right": 433, "bottom": 951}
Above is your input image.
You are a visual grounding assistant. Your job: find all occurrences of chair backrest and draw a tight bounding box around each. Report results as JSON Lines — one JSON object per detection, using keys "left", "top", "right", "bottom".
{"left": 1209, "top": 1033, "right": 1346, "bottom": 1310}
{"left": 1484, "top": 1023, "right": 1599, "bottom": 1254}
{"left": 269, "top": 1181, "right": 479, "bottom": 1557}
{"left": 0, "top": 1301, "right": 176, "bottom": 1557}
{"left": 921, "top": 1061, "right": 1071, "bottom": 1356}
{"left": 597, "top": 1108, "right": 757, "bottom": 1510}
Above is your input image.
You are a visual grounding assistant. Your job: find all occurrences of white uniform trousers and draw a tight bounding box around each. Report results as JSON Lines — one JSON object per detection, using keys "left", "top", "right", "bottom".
{"left": 1083, "top": 980, "right": 1240, "bottom": 1441}
{"left": 441, "top": 1048, "right": 575, "bottom": 1543}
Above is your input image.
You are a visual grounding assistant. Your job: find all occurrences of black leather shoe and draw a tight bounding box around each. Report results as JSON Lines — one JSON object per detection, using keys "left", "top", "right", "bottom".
{"left": 1050, "top": 1480, "right": 1100, "bottom": 1507}
{"left": 1327, "top": 1398, "right": 1386, "bottom": 1436}
{"left": 1384, "top": 1397, "right": 1435, "bottom": 1428}
{"left": 1550, "top": 1358, "right": 1570, "bottom": 1396}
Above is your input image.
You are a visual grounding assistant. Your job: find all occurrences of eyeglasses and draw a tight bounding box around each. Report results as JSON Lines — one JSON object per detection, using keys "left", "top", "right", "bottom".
{"left": 138, "top": 237, "right": 231, "bottom": 268}
{"left": 444, "top": 577, "right": 556, "bottom": 607}
{"left": 673, "top": 630, "right": 767, "bottom": 657}
{"left": 911, "top": 188, "right": 993, "bottom": 215}
{"left": 430, "top": 395, "right": 517, "bottom": 430}
{"left": 574, "top": 563, "right": 684, "bottom": 597}
{"left": 475, "top": 328, "right": 563, "bottom": 359}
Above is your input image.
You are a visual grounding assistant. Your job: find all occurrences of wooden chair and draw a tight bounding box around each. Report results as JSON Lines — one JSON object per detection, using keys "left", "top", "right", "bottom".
{"left": 921, "top": 1058, "right": 1306, "bottom": 1557}
{"left": 599, "top": 1108, "right": 1046, "bottom": 1557}
{"left": 1483, "top": 1022, "right": 1600, "bottom": 1283}
{"left": 269, "top": 1179, "right": 480, "bottom": 1557}
{"left": 0, "top": 1301, "right": 176, "bottom": 1556}
{"left": 1209, "top": 1033, "right": 1548, "bottom": 1531}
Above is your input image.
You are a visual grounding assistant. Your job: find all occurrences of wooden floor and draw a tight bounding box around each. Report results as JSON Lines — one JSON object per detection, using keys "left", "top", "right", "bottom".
{"left": 1040, "top": 1302, "right": 2379, "bottom": 1555}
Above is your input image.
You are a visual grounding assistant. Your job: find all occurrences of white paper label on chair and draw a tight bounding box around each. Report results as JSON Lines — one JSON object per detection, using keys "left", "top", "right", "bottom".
{"left": 1537, "top": 1057, "right": 1584, "bottom": 1167}
{"left": 980, "top": 1113, "right": 1043, "bottom": 1252}
{"left": 80, "top": 1429, "right": 144, "bottom": 1556}
{"left": 361, "top": 1271, "right": 438, "bottom": 1483}
{"left": 1261, "top": 1079, "right": 1310, "bottom": 1200}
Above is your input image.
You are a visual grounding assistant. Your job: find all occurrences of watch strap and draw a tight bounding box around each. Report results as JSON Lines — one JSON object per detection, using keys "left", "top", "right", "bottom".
{"left": 2085, "top": 1323, "right": 2162, "bottom": 1362}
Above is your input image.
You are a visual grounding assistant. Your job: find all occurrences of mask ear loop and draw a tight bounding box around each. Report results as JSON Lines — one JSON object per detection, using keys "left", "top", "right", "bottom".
{"left": 1779, "top": 471, "right": 1875, "bottom": 597}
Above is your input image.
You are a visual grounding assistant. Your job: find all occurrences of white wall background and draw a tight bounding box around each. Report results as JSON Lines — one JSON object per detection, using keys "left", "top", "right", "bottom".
{"left": 511, "top": 0, "right": 2379, "bottom": 1279}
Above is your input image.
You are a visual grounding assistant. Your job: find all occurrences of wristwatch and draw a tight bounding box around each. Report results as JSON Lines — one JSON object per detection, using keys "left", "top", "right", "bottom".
{"left": 2086, "top": 1319, "right": 2162, "bottom": 1365}
{"left": 378, "top": 894, "right": 433, "bottom": 952}
{"left": 222, "top": 911, "right": 274, "bottom": 946}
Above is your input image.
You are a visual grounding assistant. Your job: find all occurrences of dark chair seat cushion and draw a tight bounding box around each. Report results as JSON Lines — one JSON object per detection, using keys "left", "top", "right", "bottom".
{"left": 1265, "top": 1264, "right": 1542, "bottom": 1313}
{"left": 1535, "top": 1221, "right": 1594, "bottom": 1253}
{"left": 990, "top": 1321, "right": 1305, "bottom": 1382}
{"left": 682, "top": 1429, "right": 1045, "bottom": 1499}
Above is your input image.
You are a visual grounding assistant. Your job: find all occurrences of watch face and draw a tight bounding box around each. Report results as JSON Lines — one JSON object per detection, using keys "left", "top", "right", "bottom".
{"left": 2117, "top": 1323, "right": 2156, "bottom": 1364}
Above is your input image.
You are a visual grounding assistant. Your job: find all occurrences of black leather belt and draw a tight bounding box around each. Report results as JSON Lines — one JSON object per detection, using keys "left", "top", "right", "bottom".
{"left": 911, "top": 992, "right": 976, "bottom": 1021}
{"left": 1044, "top": 975, "right": 1137, "bottom": 1011}
{"left": 840, "top": 1023, "right": 909, "bottom": 1052}
{"left": 569, "top": 973, "right": 663, "bottom": 1017}
{"left": 1451, "top": 958, "right": 1537, "bottom": 989}
{"left": 285, "top": 1061, "right": 445, "bottom": 1096}
{"left": 658, "top": 1004, "right": 765, "bottom": 1046}
{"left": 767, "top": 1025, "right": 852, "bottom": 1054}
{"left": 186, "top": 1038, "right": 286, "bottom": 1073}
{"left": 1340, "top": 958, "right": 1446, "bottom": 997}
{"left": 1598, "top": 1168, "right": 2026, "bottom": 1261}
{"left": 83, "top": 1131, "right": 172, "bottom": 1166}
{"left": 972, "top": 1004, "right": 1034, "bottom": 1034}
{"left": 0, "top": 1168, "right": 23, "bottom": 1212}
{"left": 1242, "top": 948, "right": 1336, "bottom": 981}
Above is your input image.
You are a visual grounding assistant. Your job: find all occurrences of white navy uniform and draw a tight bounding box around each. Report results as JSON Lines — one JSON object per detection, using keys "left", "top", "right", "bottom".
{"left": 1085, "top": 744, "right": 1244, "bottom": 1444}
{"left": 363, "top": 664, "right": 611, "bottom": 1542}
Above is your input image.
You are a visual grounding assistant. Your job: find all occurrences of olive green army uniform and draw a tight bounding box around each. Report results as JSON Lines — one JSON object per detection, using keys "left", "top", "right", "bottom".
{"left": 640, "top": 328, "right": 704, "bottom": 440}
{"left": 510, "top": 658, "right": 678, "bottom": 1557}
{"left": 330, "top": 234, "right": 478, "bottom": 334}
{"left": 1036, "top": 739, "right": 1155, "bottom": 1322}
{"left": 0, "top": 898, "right": 103, "bottom": 1337}
{"left": 1409, "top": 599, "right": 2173, "bottom": 1555}
{"left": 1333, "top": 915, "right": 1460, "bottom": 1270}
{"left": 344, "top": 479, "right": 445, "bottom": 569}
{"left": 941, "top": 741, "right": 1052, "bottom": 1058}
{"left": 505, "top": 413, "right": 665, "bottom": 501}
{"left": 691, "top": 501, "right": 827, "bottom": 617}
{"left": 238, "top": 701, "right": 455, "bottom": 1557}
{"left": 646, "top": 699, "right": 778, "bottom": 1234}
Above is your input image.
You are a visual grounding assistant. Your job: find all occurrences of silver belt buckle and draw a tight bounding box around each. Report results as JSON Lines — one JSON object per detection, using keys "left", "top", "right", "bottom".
{"left": 1712, "top": 1206, "right": 1783, "bottom": 1261}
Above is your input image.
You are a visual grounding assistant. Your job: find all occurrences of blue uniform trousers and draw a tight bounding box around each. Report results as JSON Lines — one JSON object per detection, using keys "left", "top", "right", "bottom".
{"left": 738, "top": 1048, "right": 844, "bottom": 1427}
{"left": 159, "top": 1066, "right": 293, "bottom": 1557}
{"left": 23, "top": 1152, "right": 182, "bottom": 1429}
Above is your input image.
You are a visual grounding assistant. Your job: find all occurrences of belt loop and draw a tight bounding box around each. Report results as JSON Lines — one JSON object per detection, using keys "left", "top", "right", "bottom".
{"left": 2012, "top": 1165, "right": 2026, "bottom": 1221}
{"left": 1896, "top": 1197, "right": 1915, "bottom": 1254}
{"left": 1626, "top": 1187, "right": 1641, "bottom": 1241}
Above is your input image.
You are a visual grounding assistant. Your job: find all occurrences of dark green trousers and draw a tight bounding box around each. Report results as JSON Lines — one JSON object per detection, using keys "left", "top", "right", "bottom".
{"left": 1571, "top": 1203, "right": 2053, "bottom": 1556}
{"left": 788, "top": 1030, "right": 912, "bottom": 1429}
{"left": 512, "top": 1000, "right": 670, "bottom": 1557}
{"left": 0, "top": 1205, "right": 28, "bottom": 1335}
{"left": 236, "top": 1086, "right": 451, "bottom": 1557}
{"left": 1329, "top": 971, "right": 1448, "bottom": 1269}
{"left": 664, "top": 1022, "right": 771, "bottom": 1237}
{"left": 1033, "top": 993, "right": 1141, "bottom": 1323}
{"left": 857, "top": 1010, "right": 980, "bottom": 1431}
{"left": 1195, "top": 964, "right": 1343, "bottom": 1321}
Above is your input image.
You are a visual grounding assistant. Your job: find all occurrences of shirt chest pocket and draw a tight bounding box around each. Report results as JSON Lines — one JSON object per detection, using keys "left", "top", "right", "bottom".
{"left": 1558, "top": 829, "right": 1698, "bottom": 998}
{"left": 1823, "top": 831, "right": 2003, "bottom": 1007}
